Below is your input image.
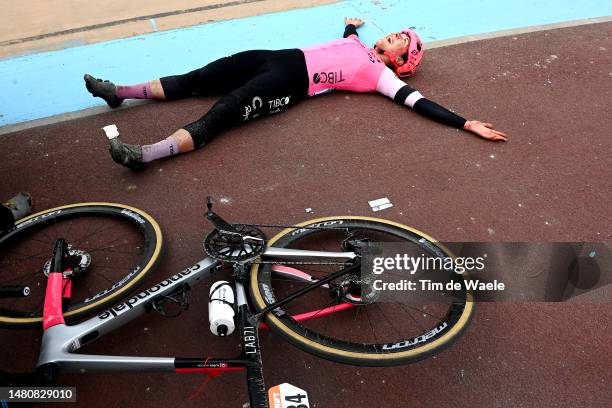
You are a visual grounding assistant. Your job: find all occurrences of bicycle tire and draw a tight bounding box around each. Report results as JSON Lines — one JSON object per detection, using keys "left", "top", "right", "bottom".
{"left": 0, "top": 202, "right": 163, "bottom": 328}
{"left": 250, "top": 216, "right": 474, "bottom": 366}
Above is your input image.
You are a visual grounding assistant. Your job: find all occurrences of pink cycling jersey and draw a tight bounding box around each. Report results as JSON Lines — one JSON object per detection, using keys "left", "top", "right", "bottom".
{"left": 301, "top": 35, "right": 385, "bottom": 95}
{"left": 300, "top": 34, "right": 424, "bottom": 107}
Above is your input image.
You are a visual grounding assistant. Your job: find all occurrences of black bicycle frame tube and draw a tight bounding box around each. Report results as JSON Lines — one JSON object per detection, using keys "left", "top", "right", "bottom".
{"left": 254, "top": 262, "right": 360, "bottom": 318}
{"left": 239, "top": 305, "right": 268, "bottom": 408}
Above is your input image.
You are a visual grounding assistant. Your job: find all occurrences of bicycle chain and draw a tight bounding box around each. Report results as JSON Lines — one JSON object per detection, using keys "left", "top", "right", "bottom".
{"left": 251, "top": 223, "right": 354, "bottom": 266}
{"left": 233, "top": 223, "right": 351, "bottom": 232}
{"left": 214, "top": 222, "right": 357, "bottom": 265}
{"left": 250, "top": 259, "right": 349, "bottom": 266}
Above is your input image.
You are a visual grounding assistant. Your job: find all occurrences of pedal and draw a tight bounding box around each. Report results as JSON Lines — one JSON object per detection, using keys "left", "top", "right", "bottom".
{"left": 268, "top": 383, "right": 311, "bottom": 408}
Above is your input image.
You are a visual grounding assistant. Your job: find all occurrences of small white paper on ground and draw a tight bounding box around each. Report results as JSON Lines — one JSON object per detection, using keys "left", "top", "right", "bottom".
{"left": 369, "top": 197, "right": 393, "bottom": 212}
{"left": 102, "top": 124, "right": 119, "bottom": 140}
{"left": 305, "top": 208, "right": 314, "bottom": 213}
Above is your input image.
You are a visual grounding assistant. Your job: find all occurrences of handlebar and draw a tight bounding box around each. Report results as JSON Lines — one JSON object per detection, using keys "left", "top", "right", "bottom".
{"left": 0, "top": 285, "right": 30, "bottom": 299}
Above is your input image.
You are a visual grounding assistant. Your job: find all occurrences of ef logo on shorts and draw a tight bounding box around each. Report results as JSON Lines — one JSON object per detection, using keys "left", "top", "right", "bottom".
{"left": 243, "top": 96, "right": 264, "bottom": 121}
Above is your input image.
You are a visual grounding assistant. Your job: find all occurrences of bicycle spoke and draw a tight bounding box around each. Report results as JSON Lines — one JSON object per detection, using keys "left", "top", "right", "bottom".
{"left": 374, "top": 302, "right": 405, "bottom": 339}
{"left": 37, "top": 223, "right": 57, "bottom": 245}
{"left": 70, "top": 220, "right": 119, "bottom": 247}
{"left": 1, "top": 269, "right": 44, "bottom": 286}
{"left": 321, "top": 299, "right": 343, "bottom": 340}
{"left": 90, "top": 270, "right": 118, "bottom": 286}
{"left": 402, "top": 302, "right": 446, "bottom": 322}
{"left": 363, "top": 306, "right": 380, "bottom": 346}
{"left": 0, "top": 249, "right": 50, "bottom": 264}
{"left": 80, "top": 215, "right": 104, "bottom": 246}
{"left": 86, "top": 246, "right": 143, "bottom": 256}
{"left": 23, "top": 236, "right": 56, "bottom": 246}
{"left": 79, "top": 235, "right": 134, "bottom": 253}
{"left": 93, "top": 264, "right": 134, "bottom": 271}
{"left": 398, "top": 302, "right": 426, "bottom": 333}
{"left": 300, "top": 296, "right": 340, "bottom": 324}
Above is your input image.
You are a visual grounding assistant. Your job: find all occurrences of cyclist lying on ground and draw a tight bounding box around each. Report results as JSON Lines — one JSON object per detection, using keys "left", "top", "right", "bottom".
{"left": 0, "top": 192, "right": 33, "bottom": 231}
{"left": 84, "top": 17, "right": 508, "bottom": 169}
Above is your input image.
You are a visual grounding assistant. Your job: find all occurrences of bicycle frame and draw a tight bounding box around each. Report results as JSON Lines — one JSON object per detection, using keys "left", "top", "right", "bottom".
{"left": 37, "top": 247, "right": 358, "bottom": 406}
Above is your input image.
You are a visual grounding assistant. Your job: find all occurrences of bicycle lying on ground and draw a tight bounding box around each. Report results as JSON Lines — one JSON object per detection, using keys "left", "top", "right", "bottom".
{"left": 0, "top": 198, "right": 474, "bottom": 407}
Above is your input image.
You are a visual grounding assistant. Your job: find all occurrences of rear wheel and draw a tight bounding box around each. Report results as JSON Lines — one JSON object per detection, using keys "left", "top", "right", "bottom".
{"left": 250, "top": 216, "right": 474, "bottom": 366}
{"left": 0, "top": 202, "right": 163, "bottom": 328}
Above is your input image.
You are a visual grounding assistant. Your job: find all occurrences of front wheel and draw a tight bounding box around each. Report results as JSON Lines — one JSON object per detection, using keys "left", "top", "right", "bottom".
{"left": 0, "top": 202, "right": 163, "bottom": 328}
{"left": 249, "top": 216, "right": 474, "bottom": 366}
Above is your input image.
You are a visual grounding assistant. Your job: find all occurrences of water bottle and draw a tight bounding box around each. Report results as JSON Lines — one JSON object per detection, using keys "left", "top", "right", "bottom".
{"left": 208, "top": 281, "right": 235, "bottom": 336}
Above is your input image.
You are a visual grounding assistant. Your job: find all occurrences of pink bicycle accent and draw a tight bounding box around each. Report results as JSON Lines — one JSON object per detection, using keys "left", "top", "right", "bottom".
{"left": 63, "top": 279, "right": 72, "bottom": 299}
{"left": 259, "top": 265, "right": 355, "bottom": 329}
{"left": 43, "top": 272, "right": 67, "bottom": 330}
{"left": 259, "top": 302, "right": 354, "bottom": 329}
{"left": 271, "top": 265, "right": 317, "bottom": 282}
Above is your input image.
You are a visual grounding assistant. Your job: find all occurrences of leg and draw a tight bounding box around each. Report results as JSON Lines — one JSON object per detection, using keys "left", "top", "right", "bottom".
{"left": 116, "top": 79, "right": 165, "bottom": 99}
{"left": 141, "top": 129, "right": 194, "bottom": 159}
{"left": 158, "top": 50, "right": 270, "bottom": 100}
{"left": 106, "top": 76, "right": 247, "bottom": 168}
{"left": 86, "top": 51, "right": 270, "bottom": 108}
{"left": 107, "top": 50, "right": 308, "bottom": 168}
{"left": 84, "top": 75, "right": 164, "bottom": 108}
{"left": 109, "top": 76, "right": 301, "bottom": 168}
{"left": 182, "top": 70, "right": 304, "bottom": 148}
{"left": 108, "top": 129, "right": 194, "bottom": 169}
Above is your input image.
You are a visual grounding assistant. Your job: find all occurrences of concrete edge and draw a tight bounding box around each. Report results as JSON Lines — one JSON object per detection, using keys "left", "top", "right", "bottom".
{"left": 425, "top": 15, "right": 612, "bottom": 49}
{"left": 0, "top": 0, "right": 339, "bottom": 60}
{"left": 0, "top": 100, "right": 153, "bottom": 136}
{"left": 2, "top": 15, "right": 611, "bottom": 136}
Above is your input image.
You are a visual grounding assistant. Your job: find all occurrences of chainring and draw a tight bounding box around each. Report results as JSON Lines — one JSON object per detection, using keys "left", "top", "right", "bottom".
{"left": 204, "top": 224, "right": 267, "bottom": 262}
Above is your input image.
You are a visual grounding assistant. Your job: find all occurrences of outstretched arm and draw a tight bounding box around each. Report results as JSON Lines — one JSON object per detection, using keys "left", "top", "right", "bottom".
{"left": 376, "top": 68, "right": 507, "bottom": 141}
{"left": 344, "top": 17, "right": 364, "bottom": 38}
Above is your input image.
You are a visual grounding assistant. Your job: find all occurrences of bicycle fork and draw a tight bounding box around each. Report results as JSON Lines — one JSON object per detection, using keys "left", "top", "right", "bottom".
{"left": 42, "top": 239, "right": 72, "bottom": 330}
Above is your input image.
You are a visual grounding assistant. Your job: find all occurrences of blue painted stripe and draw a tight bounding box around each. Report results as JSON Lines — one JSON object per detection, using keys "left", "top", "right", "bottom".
{"left": 0, "top": 0, "right": 611, "bottom": 127}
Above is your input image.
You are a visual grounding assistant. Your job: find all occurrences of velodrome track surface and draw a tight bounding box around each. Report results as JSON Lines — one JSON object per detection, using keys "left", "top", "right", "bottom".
{"left": 1, "top": 22, "right": 611, "bottom": 407}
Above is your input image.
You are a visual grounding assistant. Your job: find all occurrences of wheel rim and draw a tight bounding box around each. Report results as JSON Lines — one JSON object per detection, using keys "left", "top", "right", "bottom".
{"left": 0, "top": 203, "right": 162, "bottom": 327}
{"left": 250, "top": 216, "right": 474, "bottom": 363}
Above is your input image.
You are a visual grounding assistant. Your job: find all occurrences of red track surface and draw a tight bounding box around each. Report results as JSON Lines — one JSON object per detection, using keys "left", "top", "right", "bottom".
{"left": 1, "top": 23, "right": 611, "bottom": 407}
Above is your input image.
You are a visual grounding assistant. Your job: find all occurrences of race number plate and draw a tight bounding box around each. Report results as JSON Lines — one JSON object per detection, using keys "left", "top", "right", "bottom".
{"left": 268, "top": 383, "right": 310, "bottom": 408}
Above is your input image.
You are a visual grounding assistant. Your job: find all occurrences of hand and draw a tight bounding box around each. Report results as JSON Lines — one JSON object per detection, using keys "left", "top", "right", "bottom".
{"left": 344, "top": 17, "right": 365, "bottom": 27}
{"left": 464, "top": 120, "right": 508, "bottom": 142}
